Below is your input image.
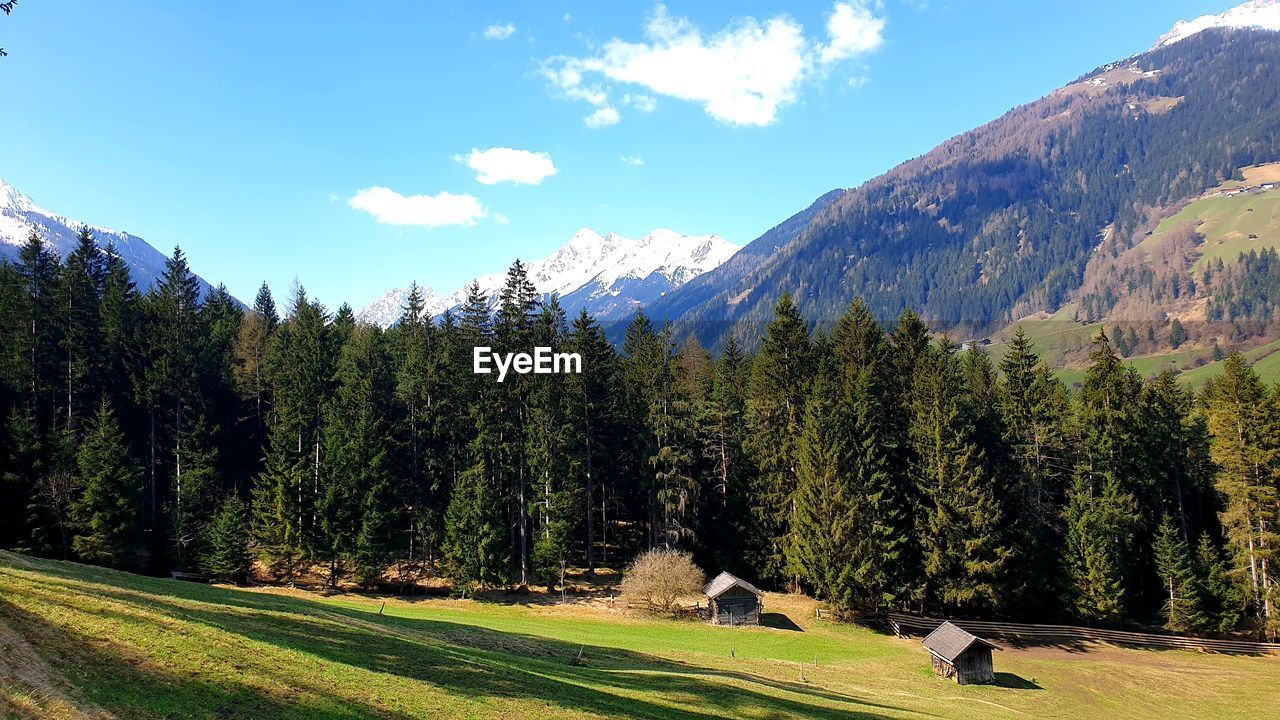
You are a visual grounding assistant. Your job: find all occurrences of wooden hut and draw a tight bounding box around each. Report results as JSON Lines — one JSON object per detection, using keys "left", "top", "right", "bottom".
{"left": 704, "top": 572, "right": 763, "bottom": 626}
{"left": 922, "top": 621, "right": 999, "bottom": 685}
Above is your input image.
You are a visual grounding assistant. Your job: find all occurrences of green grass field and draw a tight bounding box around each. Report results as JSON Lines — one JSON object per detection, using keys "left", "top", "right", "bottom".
{"left": 1135, "top": 186, "right": 1280, "bottom": 270}
{"left": 2, "top": 551, "right": 1277, "bottom": 719}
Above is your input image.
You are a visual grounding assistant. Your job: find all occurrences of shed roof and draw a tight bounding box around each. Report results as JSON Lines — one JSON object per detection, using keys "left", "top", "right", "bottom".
{"left": 922, "top": 621, "right": 1000, "bottom": 663}
{"left": 703, "top": 571, "right": 763, "bottom": 600}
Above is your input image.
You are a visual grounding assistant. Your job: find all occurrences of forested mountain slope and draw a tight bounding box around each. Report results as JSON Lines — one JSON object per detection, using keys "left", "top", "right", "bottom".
{"left": 661, "top": 29, "right": 1280, "bottom": 347}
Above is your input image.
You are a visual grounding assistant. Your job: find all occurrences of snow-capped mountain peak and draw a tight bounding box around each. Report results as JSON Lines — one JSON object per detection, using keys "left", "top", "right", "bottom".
{"left": 1154, "top": 0, "right": 1280, "bottom": 49}
{"left": 355, "top": 285, "right": 448, "bottom": 328}
{"left": 358, "top": 227, "right": 741, "bottom": 328}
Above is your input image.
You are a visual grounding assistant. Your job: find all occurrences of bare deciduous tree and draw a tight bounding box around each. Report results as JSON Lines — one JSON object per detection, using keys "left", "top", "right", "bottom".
{"left": 620, "top": 548, "right": 705, "bottom": 614}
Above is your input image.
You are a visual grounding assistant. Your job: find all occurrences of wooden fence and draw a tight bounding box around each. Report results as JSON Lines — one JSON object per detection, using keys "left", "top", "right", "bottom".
{"left": 876, "top": 612, "right": 1280, "bottom": 655}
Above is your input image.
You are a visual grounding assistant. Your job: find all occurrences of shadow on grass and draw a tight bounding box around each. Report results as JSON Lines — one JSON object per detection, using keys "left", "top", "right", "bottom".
{"left": 992, "top": 672, "right": 1043, "bottom": 690}
{"left": 4, "top": 557, "right": 920, "bottom": 720}
{"left": 760, "top": 613, "right": 804, "bottom": 632}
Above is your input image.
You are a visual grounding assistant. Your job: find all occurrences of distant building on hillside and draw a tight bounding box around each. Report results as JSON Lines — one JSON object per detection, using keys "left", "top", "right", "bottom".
{"left": 922, "top": 621, "right": 999, "bottom": 685}
{"left": 704, "top": 572, "right": 763, "bottom": 626}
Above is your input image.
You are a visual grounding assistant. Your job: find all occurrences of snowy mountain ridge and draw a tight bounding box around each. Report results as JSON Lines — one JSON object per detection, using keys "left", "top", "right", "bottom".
{"left": 356, "top": 227, "right": 741, "bottom": 328}
{"left": 0, "top": 177, "right": 215, "bottom": 295}
{"left": 1154, "top": 0, "right": 1280, "bottom": 48}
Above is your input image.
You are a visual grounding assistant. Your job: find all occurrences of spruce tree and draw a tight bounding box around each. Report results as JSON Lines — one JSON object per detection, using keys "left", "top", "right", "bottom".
{"left": 746, "top": 293, "right": 811, "bottom": 585}
{"left": 1203, "top": 353, "right": 1279, "bottom": 637}
{"left": 98, "top": 244, "right": 141, "bottom": 417}
{"left": 831, "top": 299, "right": 906, "bottom": 611}
{"left": 16, "top": 230, "right": 61, "bottom": 419}
{"left": 70, "top": 402, "right": 144, "bottom": 569}
{"left": 1066, "top": 330, "right": 1145, "bottom": 619}
{"left": 251, "top": 424, "right": 306, "bottom": 581}
{"left": 322, "top": 325, "right": 397, "bottom": 587}
{"left": 567, "top": 310, "right": 619, "bottom": 574}
{"left": 997, "top": 327, "right": 1070, "bottom": 615}
{"left": 1153, "top": 516, "right": 1204, "bottom": 632}
{"left": 788, "top": 363, "right": 857, "bottom": 609}
{"left": 202, "top": 496, "right": 251, "bottom": 582}
{"left": 1194, "top": 534, "right": 1243, "bottom": 633}
{"left": 58, "top": 226, "right": 105, "bottom": 427}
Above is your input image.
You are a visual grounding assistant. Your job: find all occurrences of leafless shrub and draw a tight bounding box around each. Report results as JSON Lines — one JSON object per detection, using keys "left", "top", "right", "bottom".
{"left": 620, "top": 548, "right": 704, "bottom": 614}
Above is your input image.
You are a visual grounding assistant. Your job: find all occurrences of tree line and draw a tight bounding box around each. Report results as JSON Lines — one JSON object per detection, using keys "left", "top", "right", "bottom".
{"left": 0, "top": 229, "right": 1276, "bottom": 639}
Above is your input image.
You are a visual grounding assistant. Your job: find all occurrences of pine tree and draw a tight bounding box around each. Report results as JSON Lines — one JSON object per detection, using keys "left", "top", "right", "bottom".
{"left": 233, "top": 282, "right": 277, "bottom": 455}
{"left": 140, "top": 246, "right": 205, "bottom": 562}
{"left": 567, "top": 310, "right": 619, "bottom": 574}
{"left": 266, "top": 285, "right": 334, "bottom": 559}
{"left": 1169, "top": 318, "right": 1187, "bottom": 349}
{"left": 392, "top": 282, "right": 437, "bottom": 576}
{"left": 1153, "top": 516, "right": 1204, "bottom": 632}
{"left": 173, "top": 415, "right": 222, "bottom": 569}
{"left": 58, "top": 226, "right": 105, "bottom": 427}
{"left": 322, "top": 325, "right": 397, "bottom": 587}
{"left": 15, "top": 230, "right": 61, "bottom": 419}
{"left": 251, "top": 424, "right": 306, "bottom": 581}
{"left": 98, "top": 244, "right": 141, "bottom": 418}
{"left": 831, "top": 299, "right": 907, "bottom": 611}
{"left": 746, "top": 294, "right": 811, "bottom": 584}
{"left": 997, "top": 327, "right": 1070, "bottom": 615}
{"left": 442, "top": 462, "right": 506, "bottom": 597}
{"left": 202, "top": 496, "right": 251, "bottom": 582}
{"left": 699, "top": 335, "right": 752, "bottom": 577}
{"left": 1195, "top": 534, "right": 1243, "bottom": 633}
{"left": 910, "top": 339, "right": 1011, "bottom": 613}
{"left": 1064, "top": 469, "right": 1137, "bottom": 623}
{"left": 528, "top": 296, "right": 578, "bottom": 589}
{"left": 788, "top": 363, "right": 857, "bottom": 609}
{"left": 70, "top": 402, "right": 145, "bottom": 569}
{"left": 1066, "top": 330, "right": 1145, "bottom": 619}
{"left": 1203, "top": 353, "right": 1279, "bottom": 637}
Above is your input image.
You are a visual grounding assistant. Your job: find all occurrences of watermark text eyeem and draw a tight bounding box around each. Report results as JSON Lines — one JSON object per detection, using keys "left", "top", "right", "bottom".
{"left": 473, "top": 347, "right": 582, "bottom": 382}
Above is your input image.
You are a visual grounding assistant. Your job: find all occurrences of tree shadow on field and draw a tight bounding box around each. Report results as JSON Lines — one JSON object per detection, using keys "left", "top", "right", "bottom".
{"left": 760, "top": 613, "right": 804, "bottom": 631}
{"left": 6, "top": 561, "right": 919, "bottom": 720}
{"left": 0, "top": 599, "right": 416, "bottom": 720}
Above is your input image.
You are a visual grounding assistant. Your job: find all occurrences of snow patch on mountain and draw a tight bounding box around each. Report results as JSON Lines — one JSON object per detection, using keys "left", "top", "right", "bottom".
{"left": 1155, "top": 0, "right": 1280, "bottom": 48}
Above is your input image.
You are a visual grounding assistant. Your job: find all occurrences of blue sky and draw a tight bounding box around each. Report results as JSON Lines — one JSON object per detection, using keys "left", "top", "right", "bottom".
{"left": 0, "top": 0, "right": 1240, "bottom": 309}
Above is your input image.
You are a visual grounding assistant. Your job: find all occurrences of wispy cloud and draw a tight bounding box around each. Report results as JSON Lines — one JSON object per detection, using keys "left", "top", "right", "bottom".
{"left": 542, "top": 1, "right": 885, "bottom": 127}
{"left": 349, "top": 187, "right": 488, "bottom": 227}
{"left": 620, "top": 155, "right": 645, "bottom": 166}
{"left": 483, "top": 23, "right": 517, "bottom": 40}
{"left": 457, "top": 147, "right": 558, "bottom": 185}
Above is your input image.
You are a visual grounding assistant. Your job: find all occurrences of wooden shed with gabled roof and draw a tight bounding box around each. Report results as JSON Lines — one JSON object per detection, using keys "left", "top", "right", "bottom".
{"left": 703, "top": 572, "right": 763, "bottom": 626}
{"left": 922, "top": 621, "right": 999, "bottom": 685}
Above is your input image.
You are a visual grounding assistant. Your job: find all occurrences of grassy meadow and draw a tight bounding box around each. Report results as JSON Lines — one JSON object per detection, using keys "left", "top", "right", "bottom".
{"left": 2, "top": 551, "right": 1277, "bottom": 720}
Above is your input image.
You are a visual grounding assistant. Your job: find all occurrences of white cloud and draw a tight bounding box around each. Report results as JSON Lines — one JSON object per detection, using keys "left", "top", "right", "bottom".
{"left": 819, "top": 1, "right": 886, "bottom": 65}
{"left": 484, "top": 23, "right": 516, "bottom": 40}
{"left": 585, "top": 106, "right": 621, "bottom": 128}
{"left": 621, "top": 155, "right": 645, "bottom": 166}
{"left": 542, "top": 1, "right": 885, "bottom": 127}
{"left": 493, "top": 212, "right": 510, "bottom": 225}
{"left": 349, "top": 187, "right": 488, "bottom": 227}
{"left": 461, "top": 147, "right": 558, "bottom": 185}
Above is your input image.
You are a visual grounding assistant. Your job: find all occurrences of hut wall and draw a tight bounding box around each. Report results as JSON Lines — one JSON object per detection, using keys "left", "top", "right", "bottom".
{"left": 709, "top": 587, "right": 761, "bottom": 626}
{"left": 953, "top": 648, "right": 995, "bottom": 685}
